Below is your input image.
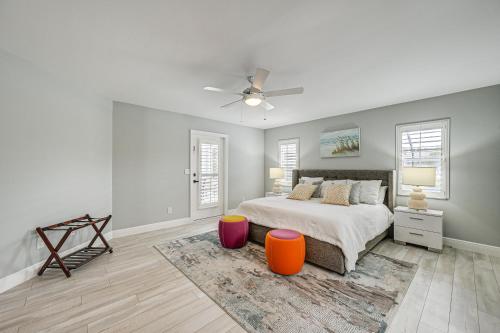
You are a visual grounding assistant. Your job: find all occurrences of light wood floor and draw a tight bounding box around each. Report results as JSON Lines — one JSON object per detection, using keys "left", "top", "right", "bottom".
{"left": 1, "top": 220, "right": 499, "bottom": 333}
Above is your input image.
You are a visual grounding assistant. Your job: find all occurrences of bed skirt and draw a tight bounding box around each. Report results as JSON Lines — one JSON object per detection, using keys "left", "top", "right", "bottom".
{"left": 248, "top": 222, "right": 390, "bottom": 275}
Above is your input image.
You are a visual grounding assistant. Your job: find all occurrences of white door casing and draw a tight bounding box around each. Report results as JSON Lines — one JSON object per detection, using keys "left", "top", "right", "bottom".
{"left": 190, "top": 130, "right": 228, "bottom": 220}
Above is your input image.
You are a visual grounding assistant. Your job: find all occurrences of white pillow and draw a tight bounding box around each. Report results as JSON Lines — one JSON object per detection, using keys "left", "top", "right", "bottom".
{"left": 299, "top": 177, "right": 324, "bottom": 184}
{"left": 359, "top": 180, "right": 382, "bottom": 205}
{"left": 347, "top": 180, "right": 361, "bottom": 204}
{"left": 377, "top": 186, "right": 388, "bottom": 204}
{"left": 320, "top": 180, "right": 347, "bottom": 197}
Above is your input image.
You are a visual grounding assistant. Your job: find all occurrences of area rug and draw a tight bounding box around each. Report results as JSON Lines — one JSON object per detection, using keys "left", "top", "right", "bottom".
{"left": 155, "top": 231, "right": 417, "bottom": 333}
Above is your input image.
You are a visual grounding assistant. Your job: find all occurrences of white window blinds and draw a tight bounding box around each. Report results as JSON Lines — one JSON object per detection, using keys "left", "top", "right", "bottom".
{"left": 199, "top": 142, "right": 219, "bottom": 206}
{"left": 396, "top": 119, "right": 450, "bottom": 199}
{"left": 278, "top": 138, "right": 299, "bottom": 191}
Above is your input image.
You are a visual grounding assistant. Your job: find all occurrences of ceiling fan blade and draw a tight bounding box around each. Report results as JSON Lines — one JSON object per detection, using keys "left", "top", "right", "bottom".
{"left": 204, "top": 86, "right": 244, "bottom": 96}
{"left": 260, "top": 100, "right": 275, "bottom": 111}
{"left": 220, "top": 99, "right": 242, "bottom": 109}
{"left": 263, "top": 87, "right": 304, "bottom": 98}
{"left": 252, "top": 68, "right": 270, "bottom": 91}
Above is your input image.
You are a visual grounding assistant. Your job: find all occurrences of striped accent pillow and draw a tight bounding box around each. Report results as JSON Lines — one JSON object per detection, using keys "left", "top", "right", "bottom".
{"left": 287, "top": 184, "right": 317, "bottom": 201}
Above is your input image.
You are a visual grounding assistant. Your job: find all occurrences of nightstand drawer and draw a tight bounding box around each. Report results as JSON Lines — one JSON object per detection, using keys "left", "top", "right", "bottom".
{"left": 394, "top": 226, "right": 443, "bottom": 250}
{"left": 394, "top": 211, "right": 442, "bottom": 233}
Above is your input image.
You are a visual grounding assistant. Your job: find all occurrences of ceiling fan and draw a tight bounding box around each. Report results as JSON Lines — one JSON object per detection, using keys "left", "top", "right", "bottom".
{"left": 203, "top": 68, "right": 304, "bottom": 111}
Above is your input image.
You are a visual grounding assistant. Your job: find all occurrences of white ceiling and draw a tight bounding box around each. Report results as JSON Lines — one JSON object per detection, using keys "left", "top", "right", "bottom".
{"left": 1, "top": 0, "right": 500, "bottom": 129}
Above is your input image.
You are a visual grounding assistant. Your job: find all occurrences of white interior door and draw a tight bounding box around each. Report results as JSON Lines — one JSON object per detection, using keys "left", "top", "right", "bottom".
{"left": 190, "top": 131, "right": 226, "bottom": 220}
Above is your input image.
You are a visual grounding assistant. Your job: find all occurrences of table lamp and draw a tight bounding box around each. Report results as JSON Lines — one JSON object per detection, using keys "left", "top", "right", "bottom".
{"left": 402, "top": 167, "right": 436, "bottom": 210}
{"left": 269, "top": 168, "right": 284, "bottom": 194}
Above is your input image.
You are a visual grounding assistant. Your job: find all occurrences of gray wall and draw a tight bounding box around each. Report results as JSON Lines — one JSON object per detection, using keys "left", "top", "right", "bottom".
{"left": 113, "top": 102, "right": 265, "bottom": 230}
{"left": 0, "top": 50, "right": 112, "bottom": 279}
{"left": 265, "top": 85, "right": 500, "bottom": 247}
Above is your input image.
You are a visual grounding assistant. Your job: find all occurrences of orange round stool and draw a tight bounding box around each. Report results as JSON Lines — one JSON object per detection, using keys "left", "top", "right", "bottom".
{"left": 265, "top": 229, "right": 305, "bottom": 275}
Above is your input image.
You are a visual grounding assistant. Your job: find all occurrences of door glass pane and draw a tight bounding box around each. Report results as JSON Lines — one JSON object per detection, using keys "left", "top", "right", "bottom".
{"left": 199, "top": 142, "right": 219, "bottom": 207}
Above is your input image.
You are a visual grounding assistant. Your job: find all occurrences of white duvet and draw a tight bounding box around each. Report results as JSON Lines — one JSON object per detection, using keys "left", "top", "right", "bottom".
{"left": 235, "top": 196, "right": 393, "bottom": 271}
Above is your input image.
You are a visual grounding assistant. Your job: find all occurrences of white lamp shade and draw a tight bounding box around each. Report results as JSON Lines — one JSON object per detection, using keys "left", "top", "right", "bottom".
{"left": 402, "top": 167, "right": 436, "bottom": 186}
{"left": 244, "top": 95, "right": 262, "bottom": 106}
{"left": 269, "top": 168, "right": 284, "bottom": 179}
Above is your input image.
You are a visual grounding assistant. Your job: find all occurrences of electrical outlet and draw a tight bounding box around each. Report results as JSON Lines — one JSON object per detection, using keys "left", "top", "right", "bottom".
{"left": 167, "top": 207, "right": 173, "bottom": 214}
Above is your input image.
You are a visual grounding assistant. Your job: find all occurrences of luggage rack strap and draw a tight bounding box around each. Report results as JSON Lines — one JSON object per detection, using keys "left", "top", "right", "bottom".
{"left": 41, "top": 215, "right": 109, "bottom": 231}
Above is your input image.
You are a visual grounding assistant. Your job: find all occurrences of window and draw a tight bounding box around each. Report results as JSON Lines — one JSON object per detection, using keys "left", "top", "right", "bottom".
{"left": 199, "top": 142, "right": 219, "bottom": 207}
{"left": 396, "top": 119, "right": 450, "bottom": 199}
{"left": 278, "top": 138, "right": 299, "bottom": 192}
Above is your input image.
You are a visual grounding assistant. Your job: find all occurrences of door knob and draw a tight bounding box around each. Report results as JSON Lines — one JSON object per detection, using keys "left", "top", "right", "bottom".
{"left": 193, "top": 180, "right": 199, "bottom": 183}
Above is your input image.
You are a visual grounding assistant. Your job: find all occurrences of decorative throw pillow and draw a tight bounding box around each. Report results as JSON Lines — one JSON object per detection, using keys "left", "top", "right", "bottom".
{"left": 377, "top": 186, "right": 388, "bottom": 204}
{"left": 320, "top": 180, "right": 347, "bottom": 197}
{"left": 347, "top": 180, "right": 361, "bottom": 204}
{"left": 321, "top": 184, "right": 352, "bottom": 206}
{"left": 287, "top": 184, "right": 317, "bottom": 201}
{"left": 299, "top": 177, "right": 324, "bottom": 197}
{"left": 359, "top": 180, "right": 382, "bottom": 205}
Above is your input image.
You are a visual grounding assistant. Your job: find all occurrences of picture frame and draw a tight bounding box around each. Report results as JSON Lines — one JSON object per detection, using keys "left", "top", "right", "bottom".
{"left": 320, "top": 128, "right": 360, "bottom": 158}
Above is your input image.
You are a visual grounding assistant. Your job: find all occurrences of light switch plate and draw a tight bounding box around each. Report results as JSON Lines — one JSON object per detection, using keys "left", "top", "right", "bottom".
{"left": 184, "top": 169, "right": 190, "bottom": 175}
{"left": 167, "top": 207, "right": 173, "bottom": 214}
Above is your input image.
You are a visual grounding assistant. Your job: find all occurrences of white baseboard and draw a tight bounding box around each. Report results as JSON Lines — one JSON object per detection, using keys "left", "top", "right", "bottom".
{"left": 0, "top": 232, "right": 112, "bottom": 294}
{"left": 0, "top": 261, "right": 42, "bottom": 295}
{"left": 1, "top": 218, "right": 194, "bottom": 294}
{"left": 444, "top": 237, "right": 500, "bottom": 257}
{"left": 111, "top": 217, "right": 193, "bottom": 239}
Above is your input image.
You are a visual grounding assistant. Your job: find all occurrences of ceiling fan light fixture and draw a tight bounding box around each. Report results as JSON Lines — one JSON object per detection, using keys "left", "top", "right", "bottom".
{"left": 244, "top": 95, "right": 262, "bottom": 106}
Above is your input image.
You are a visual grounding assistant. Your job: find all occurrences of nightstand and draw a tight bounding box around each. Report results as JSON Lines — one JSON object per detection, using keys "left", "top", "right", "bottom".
{"left": 265, "top": 192, "right": 288, "bottom": 197}
{"left": 394, "top": 206, "right": 443, "bottom": 252}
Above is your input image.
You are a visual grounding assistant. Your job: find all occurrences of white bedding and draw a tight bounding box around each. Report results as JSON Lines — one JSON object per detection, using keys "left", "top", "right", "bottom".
{"left": 235, "top": 196, "right": 393, "bottom": 271}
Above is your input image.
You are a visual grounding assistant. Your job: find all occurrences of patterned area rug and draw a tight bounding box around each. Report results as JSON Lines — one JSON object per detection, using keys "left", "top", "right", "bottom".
{"left": 155, "top": 231, "right": 416, "bottom": 333}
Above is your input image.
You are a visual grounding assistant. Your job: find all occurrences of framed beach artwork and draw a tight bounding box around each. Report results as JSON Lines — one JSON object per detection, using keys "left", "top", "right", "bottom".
{"left": 320, "top": 128, "right": 360, "bottom": 158}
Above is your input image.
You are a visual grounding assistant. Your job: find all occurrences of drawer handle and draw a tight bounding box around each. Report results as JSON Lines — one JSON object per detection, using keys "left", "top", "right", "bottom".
{"left": 409, "top": 217, "right": 424, "bottom": 221}
{"left": 409, "top": 232, "right": 424, "bottom": 236}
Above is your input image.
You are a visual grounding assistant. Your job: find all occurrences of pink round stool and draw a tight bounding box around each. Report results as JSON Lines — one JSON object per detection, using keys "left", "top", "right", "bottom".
{"left": 218, "top": 215, "right": 249, "bottom": 249}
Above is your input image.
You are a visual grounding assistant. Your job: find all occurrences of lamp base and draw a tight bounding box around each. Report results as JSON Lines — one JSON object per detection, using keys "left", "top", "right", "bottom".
{"left": 407, "top": 186, "right": 428, "bottom": 210}
{"left": 272, "top": 179, "right": 282, "bottom": 194}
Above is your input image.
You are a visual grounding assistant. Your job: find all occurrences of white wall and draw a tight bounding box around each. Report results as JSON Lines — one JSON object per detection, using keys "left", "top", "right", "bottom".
{"left": 265, "top": 85, "right": 500, "bottom": 247}
{"left": 0, "top": 49, "right": 112, "bottom": 279}
{"left": 112, "top": 102, "right": 265, "bottom": 230}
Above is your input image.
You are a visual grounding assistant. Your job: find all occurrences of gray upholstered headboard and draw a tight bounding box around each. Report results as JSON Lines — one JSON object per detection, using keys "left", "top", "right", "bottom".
{"left": 292, "top": 169, "right": 396, "bottom": 211}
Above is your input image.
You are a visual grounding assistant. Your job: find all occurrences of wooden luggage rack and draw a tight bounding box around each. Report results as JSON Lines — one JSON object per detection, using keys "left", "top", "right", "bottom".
{"left": 36, "top": 214, "right": 112, "bottom": 278}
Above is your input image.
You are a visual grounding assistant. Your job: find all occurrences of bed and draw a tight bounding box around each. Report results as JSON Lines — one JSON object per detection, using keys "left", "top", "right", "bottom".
{"left": 236, "top": 169, "right": 396, "bottom": 275}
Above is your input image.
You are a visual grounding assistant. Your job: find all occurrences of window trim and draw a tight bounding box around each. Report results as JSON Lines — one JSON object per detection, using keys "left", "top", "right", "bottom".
{"left": 278, "top": 138, "right": 300, "bottom": 192}
{"left": 396, "top": 118, "right": 450, "bottom": 199}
